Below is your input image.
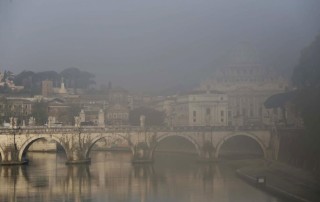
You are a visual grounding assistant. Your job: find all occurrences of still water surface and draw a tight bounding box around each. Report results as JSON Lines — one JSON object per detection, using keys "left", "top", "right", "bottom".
{"left": 0, "top": 151, "right": 287, "bottom": 202}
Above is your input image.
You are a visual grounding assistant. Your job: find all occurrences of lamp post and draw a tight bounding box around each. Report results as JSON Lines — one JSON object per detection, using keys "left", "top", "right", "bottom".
{"left": 9, "top": 116, "right": 23, "bottom": 164}
{"left": 78, "top": 125, "right": 83, "bottom": 150}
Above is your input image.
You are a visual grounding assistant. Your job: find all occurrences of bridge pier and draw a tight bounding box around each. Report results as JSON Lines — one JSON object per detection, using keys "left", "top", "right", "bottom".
{"left": 65, "top": 148, "right": 91, "bottom": 164}
{"left": 0, "top": 145, "right": 28, "bottom": 165}
{"left": 131, "top": 142, "right": 153, "bottom": 164}
{"left": 197, "top": 142, "right": 218, "bottom": 163}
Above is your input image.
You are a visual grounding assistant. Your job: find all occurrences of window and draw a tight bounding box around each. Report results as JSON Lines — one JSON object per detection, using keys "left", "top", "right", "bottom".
{"left": 193, "top": 111, "right": 196, "bottom": 117}
{"left": 221, "top": 110, "right": 224, "bottom": 116}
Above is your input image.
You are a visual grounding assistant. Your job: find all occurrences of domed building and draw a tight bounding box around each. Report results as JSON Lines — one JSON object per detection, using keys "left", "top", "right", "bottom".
{"left": 200, "top": 44, "right": 288, "bottom": 127}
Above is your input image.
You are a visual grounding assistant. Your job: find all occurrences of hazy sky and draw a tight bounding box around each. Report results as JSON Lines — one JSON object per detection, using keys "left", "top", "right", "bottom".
{"left": 1, "top": 0, "right": 320, "bottom": 93}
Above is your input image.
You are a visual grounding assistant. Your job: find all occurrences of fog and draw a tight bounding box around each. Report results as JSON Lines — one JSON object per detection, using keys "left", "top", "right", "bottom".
{"left": 1, "top": 0, "right": 320, "bottom": 92}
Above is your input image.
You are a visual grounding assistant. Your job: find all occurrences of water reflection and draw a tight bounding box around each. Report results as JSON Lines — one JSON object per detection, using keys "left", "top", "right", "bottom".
{"left": 0, "top": 151, "right": 286, "bottom": 202}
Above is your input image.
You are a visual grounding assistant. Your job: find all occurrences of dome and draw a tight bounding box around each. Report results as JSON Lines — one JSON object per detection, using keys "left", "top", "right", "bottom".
{"left": 224, "top": 42, "right": 261, "bottom": 66}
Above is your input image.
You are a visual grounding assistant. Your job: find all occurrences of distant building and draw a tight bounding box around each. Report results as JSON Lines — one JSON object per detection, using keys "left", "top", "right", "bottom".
{"left": 53, "top": 78, "right": 68, "bottom": 96}
{"left": 0, "top": 97, "right": 33, "bottom": 125}
{"left": 173, "top": 90, "right": 228, "bottom": 127}
{"left": 42, "top": 80, "right": 53, "bottom": 97}
{"left": 162, "top": 97, "right": 176, "bottom": 126}
{"left": 107, "top": 104, "right": 129, "bottom": 125}
{"left": 106, "top": 86, "right": 130, "bottom": 125}
{"left": 199, "top": 44, "right": 288, "bottom": 127}
{"left": 47, "top": 98, "right": 70, "bottom": 124}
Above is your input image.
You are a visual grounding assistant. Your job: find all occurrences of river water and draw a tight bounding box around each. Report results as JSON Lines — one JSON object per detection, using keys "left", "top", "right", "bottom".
{"left": 0, "top": 151, "right": 288, "bottom": 202}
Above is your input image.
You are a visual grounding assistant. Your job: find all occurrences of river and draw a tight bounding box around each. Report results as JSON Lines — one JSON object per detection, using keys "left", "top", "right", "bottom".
{"left": 0, "top": 151, "right": 289, "bottom": 202}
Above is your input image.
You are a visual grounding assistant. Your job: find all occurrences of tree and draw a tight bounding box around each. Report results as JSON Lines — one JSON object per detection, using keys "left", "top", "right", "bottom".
{"left": 35, "top": 71, "right": 60, "bottom": 85}
{"left": 14, "top": 70, "right": 61, "bottom": 94}
{"left": 3, "top": 70, "right": 15, "bottom": 81}
{"left": 78, "top": 71, "right": 96, "bottom": 88}
{"left": 292, "top": 34, "right": 320, "bottom": 89}
{"left": 60, "top": 67, "right": 95, "bottom": 90}
{"left": 0, "top": 83, "right": 12, "bottom": 93}
{"left": 33, "top": 71, "right": 61, "bottom": 93}
{"left": 14, "top": 71, "right": 35, "bottom": 86}
{"left": 129, "top": 107, "right": 165, "bottom": 126}
{"left": 292, "top": 34, "right": 320, "bottom": 152}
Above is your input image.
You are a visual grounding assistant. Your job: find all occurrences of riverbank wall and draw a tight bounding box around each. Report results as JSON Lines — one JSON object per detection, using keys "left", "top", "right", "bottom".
{"left": 236, "top": 160, "right": 320, "bottom": 202}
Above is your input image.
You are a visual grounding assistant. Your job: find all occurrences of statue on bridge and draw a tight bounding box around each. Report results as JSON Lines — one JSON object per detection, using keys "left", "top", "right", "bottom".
{"left": 74, "top": 116, "right": 81, "bottom": 127}
{"left": 28, "top": 117, "right": 35, "bottom": 126}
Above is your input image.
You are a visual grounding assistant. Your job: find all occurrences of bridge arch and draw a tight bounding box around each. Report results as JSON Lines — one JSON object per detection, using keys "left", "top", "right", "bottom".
{"left": 85, "top": 133, "right": 129, "bottom": 159}
{"left": 150, "top": 133, "right": 201, "bottom": 158}
{"left": 215, "top": 133, "right": 267, "bottom": 159}
{"left": 18, "top": 136, "right": 68, "bottom": 161}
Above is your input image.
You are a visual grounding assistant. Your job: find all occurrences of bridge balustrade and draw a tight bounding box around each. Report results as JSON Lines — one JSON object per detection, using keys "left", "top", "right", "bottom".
{"left": 0, "top": 125, "right": 277, "bottom": 135}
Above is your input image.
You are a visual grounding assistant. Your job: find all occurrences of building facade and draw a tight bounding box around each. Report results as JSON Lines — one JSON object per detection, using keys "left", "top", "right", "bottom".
{"left": 173, "top": 90, "right": 228, "bottom": 127}
{"left": 0, "top": 97, "right": 33, "bottom": 125}
{"left": 106, "top": 87, "right": 130, "bottom": 125}
{"left": 42, "top": 80, "right": 53, "bottom": 97}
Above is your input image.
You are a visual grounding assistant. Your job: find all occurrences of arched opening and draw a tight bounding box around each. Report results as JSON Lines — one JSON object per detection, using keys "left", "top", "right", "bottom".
{"left": 85, "top": 135, "right": 130, "bottom": 160}
{"left": 19, "top": 137, "right": 67, "bottom": 164}
{"left": 153, "top": 135, "right": 199, "bottom": 165}
{"left": 152, "top": 135, "right": 199, "bottom": 174}
{"left": 155, "top": 135, "right": 198, "bottom": 154}
{"left": 217, "top": 135, "right": 264, "bottom": 160}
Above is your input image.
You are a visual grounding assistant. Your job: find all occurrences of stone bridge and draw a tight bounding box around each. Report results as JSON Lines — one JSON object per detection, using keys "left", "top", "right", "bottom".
{"left": 0, "top": 126, "right": 280, "bottom": 165}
